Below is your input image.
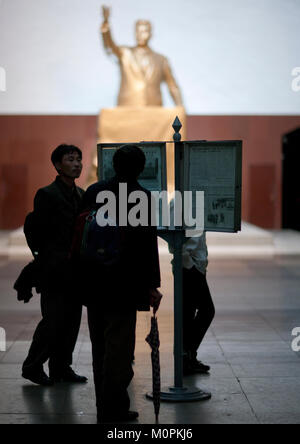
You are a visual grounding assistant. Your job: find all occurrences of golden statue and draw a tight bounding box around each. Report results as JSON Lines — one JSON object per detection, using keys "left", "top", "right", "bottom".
{"left": 86, "top": 6, "right": 185, "bottom": 188}
{"left": 101, "top": 6, "right": 183, "bottom": 107}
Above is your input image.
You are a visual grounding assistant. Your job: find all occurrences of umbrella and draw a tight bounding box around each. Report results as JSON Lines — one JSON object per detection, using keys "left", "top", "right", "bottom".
{"left": 146, "top": 312, "right": 161, "bottom": 422}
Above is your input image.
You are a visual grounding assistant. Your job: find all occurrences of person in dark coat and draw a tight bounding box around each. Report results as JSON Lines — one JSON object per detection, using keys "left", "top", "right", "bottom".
{"left": 22, "top": 144, "right": 87, "bottom": 386}
{"left": 81, "top": 144, "right": 162, "bottom": 423}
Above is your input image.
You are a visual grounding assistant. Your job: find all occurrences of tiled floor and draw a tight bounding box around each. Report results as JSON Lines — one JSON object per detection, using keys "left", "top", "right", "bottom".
{"left": 0, "top": 252, "right": 300, "bottom": 424}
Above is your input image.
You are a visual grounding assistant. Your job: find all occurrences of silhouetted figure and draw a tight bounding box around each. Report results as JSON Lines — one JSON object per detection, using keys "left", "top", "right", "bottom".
{"left": 169, "top": 231, "right": 215, "bottom": 374}
{"left": 182, "top": 233, "right": 215, "bottom": 374}
{"left": 22, "top": 144, "right": 87, "bottom": 386}
{"left": 81, "top": 145, "right": 162, "bottom": 422}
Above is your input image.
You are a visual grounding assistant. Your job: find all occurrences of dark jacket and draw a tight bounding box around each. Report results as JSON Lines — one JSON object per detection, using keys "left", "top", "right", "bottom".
{"left": 13, "top": 261, "right": 41, "bottom": 303}
{"left": 33, "top": 176, "right": 84, "bottom": 290}
{"left": 80, "top": 176, "right": 161, "bottom": 311}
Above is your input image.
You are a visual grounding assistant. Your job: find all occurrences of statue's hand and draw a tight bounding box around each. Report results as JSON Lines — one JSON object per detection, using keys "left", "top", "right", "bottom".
{"left": 102, "top": 5, "right": 110, "bottom": 22}
{"left": 100, "top": 5, "right": 120, "bottom": 55}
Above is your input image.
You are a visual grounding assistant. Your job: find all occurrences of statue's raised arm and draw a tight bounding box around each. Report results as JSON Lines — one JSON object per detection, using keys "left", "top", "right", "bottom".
{"left": 101, "top": 5, "right": 121, "bottom": 58}
{"left": 99, "top": 7, "right": 184, "bottom": 107}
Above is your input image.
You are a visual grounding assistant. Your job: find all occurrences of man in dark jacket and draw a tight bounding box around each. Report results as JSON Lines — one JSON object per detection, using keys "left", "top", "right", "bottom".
{"left": 22, "top": 144, "right": 87, "bottom": 386}
{"left": 81, "top": 144, "right": 162, "bottom": 423}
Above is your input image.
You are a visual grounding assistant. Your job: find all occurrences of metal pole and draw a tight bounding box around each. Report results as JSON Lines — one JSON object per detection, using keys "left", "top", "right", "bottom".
{"left": 173, "top": 232, "right": 183, "bottom": 388}
{"left": 159, "top": 117, "right": 211, "bottom": 402}
{"left": 173, "top": 117, "right": 183, "bottom": 389}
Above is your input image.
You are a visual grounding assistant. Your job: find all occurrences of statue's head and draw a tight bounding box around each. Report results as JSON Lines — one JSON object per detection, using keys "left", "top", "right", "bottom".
{"left": 135, "top": 20, "right": 152, "bottom": 46}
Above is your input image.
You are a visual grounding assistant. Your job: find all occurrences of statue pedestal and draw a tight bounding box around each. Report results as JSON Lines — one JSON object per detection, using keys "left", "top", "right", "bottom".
{"left": 98, "top": 106, "right": 186, "bottom": 143}
{"left": 87, "top": 106, "right": 186, "bottom": 190}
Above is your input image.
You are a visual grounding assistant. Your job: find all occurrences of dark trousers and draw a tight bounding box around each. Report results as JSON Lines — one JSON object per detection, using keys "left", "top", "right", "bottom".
{"left": 23, "top": 290, "right": 82, "bottom": 375}
{"left": 87, "top": 306, "right": 136, "bottom": 415}
{"left": 182, "top": 267, "right": 215, "bottom": 359}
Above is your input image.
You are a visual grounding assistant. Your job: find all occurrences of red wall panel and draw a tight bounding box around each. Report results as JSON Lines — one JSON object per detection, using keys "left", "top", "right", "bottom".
{"left": 249, "top": 164, "right": 276, "bottom": 228}
{"left": 187, "top": 115, "right": 300, "bottom": 229}
{"left": 1, "top": 115, "right": 300, "bottom": 229}
{"left": 0, "top": 164, "right": 28, "bottom": 229}
{"left": 0, "top": 115, "right": 98, "bottom": 229}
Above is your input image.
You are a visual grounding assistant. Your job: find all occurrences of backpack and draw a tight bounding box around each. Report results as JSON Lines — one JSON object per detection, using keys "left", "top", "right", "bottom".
{"left": 70, "top": 209, "right": 121, "bottom": 268}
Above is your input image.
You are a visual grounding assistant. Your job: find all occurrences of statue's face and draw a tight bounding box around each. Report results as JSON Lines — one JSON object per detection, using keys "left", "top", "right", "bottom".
{"left": 136, "top": 23, "right": 151, "bottom": 46}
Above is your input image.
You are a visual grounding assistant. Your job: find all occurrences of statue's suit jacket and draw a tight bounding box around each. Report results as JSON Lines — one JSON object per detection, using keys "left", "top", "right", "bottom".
{"left": 117, "top": 46, "right": 180, "bottom": 106}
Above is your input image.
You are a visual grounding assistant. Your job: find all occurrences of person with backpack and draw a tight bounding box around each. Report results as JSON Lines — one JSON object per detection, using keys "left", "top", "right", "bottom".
{"left": 79, "top": 144, "right": 162, "bottom": 423}
{"left": 21, "top": 144, "right": 87, "bottom": 386}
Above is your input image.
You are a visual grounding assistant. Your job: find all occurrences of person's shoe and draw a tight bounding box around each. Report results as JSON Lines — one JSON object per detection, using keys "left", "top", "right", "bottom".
{"left": 183, "top": 358, "right": 210, "bottom": 375}
{"left": 22, "top": 369, "right": 54, "bottom": 386}
{"left": 97, "top": 410, "right": 139, "bottom": 423}
{"left": 50, "top": 368, "right": 88, "bottom": 383}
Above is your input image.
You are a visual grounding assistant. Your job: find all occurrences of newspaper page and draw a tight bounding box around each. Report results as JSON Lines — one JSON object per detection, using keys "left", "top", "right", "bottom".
{"left": 98, "top": 144, "right": 166, "bottom": 192}
{"left": 185, "top": 142, "right": 241, "bottom": 232}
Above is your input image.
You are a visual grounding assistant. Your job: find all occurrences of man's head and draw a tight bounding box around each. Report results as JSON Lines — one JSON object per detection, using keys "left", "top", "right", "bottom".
{"left": 135, "top": 20, "right": 152, "bottom": 47}
{"left": 51, "top": 144, "right": 82, "bottom": 179}
{"left": 113, "top": 144, "right": 146, "bottom": 180}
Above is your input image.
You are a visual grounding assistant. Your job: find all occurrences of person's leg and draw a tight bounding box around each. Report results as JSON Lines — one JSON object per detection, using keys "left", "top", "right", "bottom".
{"left": 92, "top": 310, "right": 137, "bottom": 420}
{"left": 182, "top": 268, "right": 198, "bottom": 355}
{"left": 189, "top": 271, "right": 215, "bottom": 356}
{"left": 23, "top": 292, "right": 57, "bottom": 371}
{"left": 22, "top": 292, "right": 57, "bottom": 384}
{"left": 87, "top": 305, "right": 105, "bottom": 412}
{"left": 63, "top": 299, "right": 83, "bottom": 369}
{"left": 182, "top": 267, "right": 215, "bottom": 374}
{"left": 48, "top": 293, "right": 83, "bottom": 378}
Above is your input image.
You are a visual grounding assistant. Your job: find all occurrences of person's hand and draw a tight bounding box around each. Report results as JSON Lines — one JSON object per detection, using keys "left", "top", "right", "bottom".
{"left": 149, "top": 288, "right": 163, "bottom": 314}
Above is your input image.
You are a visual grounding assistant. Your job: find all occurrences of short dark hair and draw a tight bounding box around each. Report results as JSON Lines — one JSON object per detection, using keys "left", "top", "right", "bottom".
{"left": 113, "top": 144, "right": 146, "bottom": 179}
{"left": 51, "top": 144, "right": 82, "bottom": 166}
